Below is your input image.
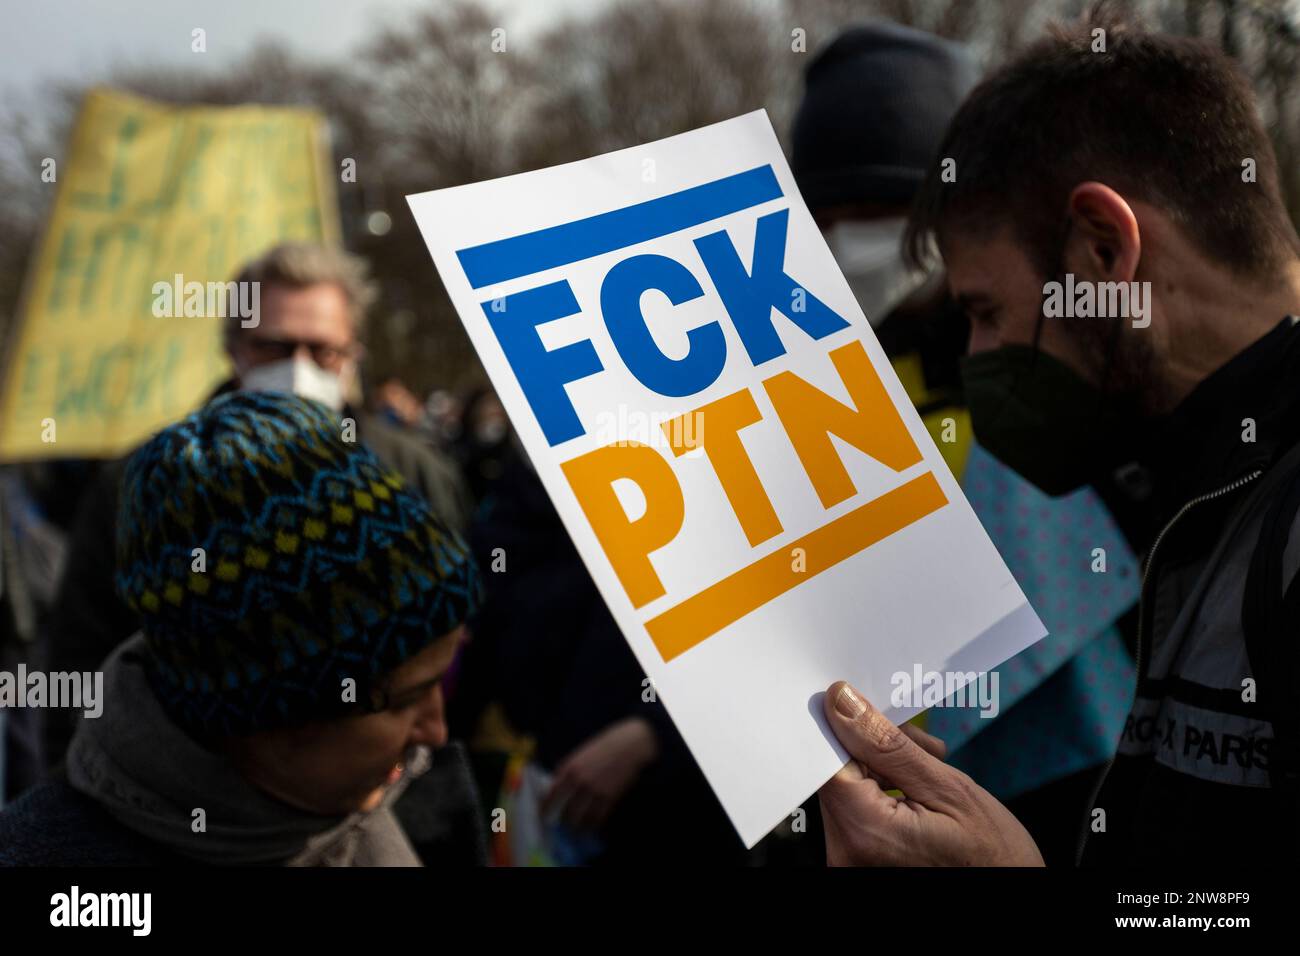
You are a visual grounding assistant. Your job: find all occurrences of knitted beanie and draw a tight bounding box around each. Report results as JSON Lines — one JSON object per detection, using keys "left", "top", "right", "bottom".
{"left": 115, "top": 391, "right": 481, "bottom": 737}
{"left": 790, "top": 21, "right": 978, "bottom": 209}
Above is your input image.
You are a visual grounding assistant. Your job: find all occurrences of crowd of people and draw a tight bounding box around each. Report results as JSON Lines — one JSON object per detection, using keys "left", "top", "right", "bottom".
{"left": 0, "top": 5, "right": 1298, "bottom": 867}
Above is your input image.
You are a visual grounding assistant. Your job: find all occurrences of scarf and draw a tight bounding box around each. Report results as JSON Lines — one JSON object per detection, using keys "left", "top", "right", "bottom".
{"left": 66, "top": 635, "right": 425, "bottom": 866}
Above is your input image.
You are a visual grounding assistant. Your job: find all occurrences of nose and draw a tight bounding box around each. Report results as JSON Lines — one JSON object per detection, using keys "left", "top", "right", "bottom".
{"left": 409, "top": 684, "right": 449, "bottom": 749}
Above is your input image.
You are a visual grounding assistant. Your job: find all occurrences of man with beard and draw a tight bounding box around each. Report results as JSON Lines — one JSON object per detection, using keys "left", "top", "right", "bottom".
{"left": 816, "top": 7, "right": 1300, "bottom": 866}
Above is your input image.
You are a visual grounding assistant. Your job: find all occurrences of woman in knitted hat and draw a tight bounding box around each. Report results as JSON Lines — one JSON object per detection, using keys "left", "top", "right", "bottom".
{"left": 0, "top": 392, "right": 481, "bottom": 866}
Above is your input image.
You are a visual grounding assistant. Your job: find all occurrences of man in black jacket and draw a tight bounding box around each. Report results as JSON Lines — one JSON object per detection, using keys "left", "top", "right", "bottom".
{"left": 816, "top": 9, "right": 1300, "bottom": 866}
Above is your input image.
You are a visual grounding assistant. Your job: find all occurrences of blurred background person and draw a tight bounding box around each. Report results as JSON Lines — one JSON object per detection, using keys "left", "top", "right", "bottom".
{"left": 371, "top": 376, "right": 428, "bottom": 430}
{"left": 458, "top": 449, "right": 748, "bottom": 866}
{"left": 0, "top": 463, "right": 82, "bottom": 803}
{"left": 424, "top": 389, "right": 466, "bottom": 455}
{"left": 452, "top": 386, "right": 514, "bottom": 508}
{"left": 792, "top": 20, "right": 974, "bottom": 453}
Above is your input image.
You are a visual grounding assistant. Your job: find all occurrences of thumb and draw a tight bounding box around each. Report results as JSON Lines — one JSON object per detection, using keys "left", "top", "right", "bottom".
{"left": 824, "top": 681, "right": 961, "bottom": 811}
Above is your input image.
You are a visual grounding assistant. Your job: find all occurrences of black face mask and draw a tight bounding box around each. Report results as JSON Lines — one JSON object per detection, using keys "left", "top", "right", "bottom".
{"left": 960, "top": 345, "right": 1130, "bottom": 497}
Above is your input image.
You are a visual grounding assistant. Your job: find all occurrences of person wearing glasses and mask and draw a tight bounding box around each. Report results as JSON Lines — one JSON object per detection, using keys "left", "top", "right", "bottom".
{"left": 224, "top": 242, "right": 467, "bottom": 533}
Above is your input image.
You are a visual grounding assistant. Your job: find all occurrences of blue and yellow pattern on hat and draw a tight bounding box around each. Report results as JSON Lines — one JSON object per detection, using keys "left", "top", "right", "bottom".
{"left": 115, "top": 391, "right": 481, "bottom": 736}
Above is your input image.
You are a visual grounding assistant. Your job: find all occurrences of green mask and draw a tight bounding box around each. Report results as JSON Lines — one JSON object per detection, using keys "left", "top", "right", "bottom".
{"left": 960, "top": 345, "right": 1127, "bottom": 497}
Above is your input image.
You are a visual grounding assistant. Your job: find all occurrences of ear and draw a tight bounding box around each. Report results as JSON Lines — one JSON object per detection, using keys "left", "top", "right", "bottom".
{"left": 1063, "top": 182, "right": 1141, "bottom": 283}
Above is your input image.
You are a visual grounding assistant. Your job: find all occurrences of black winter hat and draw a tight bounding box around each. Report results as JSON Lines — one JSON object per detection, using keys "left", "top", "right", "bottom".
{"left": 791, "top": 21, "right": 978, "bottom": 210}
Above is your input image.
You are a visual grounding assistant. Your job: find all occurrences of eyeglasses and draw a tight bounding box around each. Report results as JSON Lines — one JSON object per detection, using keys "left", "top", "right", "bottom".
{"left": 241, "top": 337, "right": 362, "bottom": 373}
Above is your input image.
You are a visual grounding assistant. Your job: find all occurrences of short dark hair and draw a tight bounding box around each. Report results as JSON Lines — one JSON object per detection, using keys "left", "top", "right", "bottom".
{"left": 904, "top": 3, "right": 1300, "bottom": 279}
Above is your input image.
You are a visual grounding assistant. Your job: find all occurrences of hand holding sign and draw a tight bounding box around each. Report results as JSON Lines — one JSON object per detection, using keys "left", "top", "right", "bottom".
{"left": 819, "top": 681, "right": 1044, "bottom": 866}
{"left": 408, "top": 111, "right": 1045, "bottom": 846}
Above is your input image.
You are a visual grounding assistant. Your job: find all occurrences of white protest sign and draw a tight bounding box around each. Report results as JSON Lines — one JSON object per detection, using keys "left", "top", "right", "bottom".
{"left": 407, "top": 110, "right": 1046, "bottom": 847}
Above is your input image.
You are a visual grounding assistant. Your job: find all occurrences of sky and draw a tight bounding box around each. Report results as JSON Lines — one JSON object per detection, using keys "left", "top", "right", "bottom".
{"left": 0, "top": 0, "right": 611, "bottom": 103}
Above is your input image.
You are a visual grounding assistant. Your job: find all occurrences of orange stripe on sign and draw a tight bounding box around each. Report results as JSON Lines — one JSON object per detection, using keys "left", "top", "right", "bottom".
{"left": 644, "top": 471, "right": 948, "bottom": 662}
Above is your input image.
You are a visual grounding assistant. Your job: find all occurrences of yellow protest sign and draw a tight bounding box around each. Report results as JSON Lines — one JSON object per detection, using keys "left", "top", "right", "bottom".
{"left": 0, "top": 88, "right": 340, "bottom": 460}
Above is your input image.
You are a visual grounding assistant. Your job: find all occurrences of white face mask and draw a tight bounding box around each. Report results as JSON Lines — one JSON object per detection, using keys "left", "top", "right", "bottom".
{"left": 473, "top": 417, "right": 509, "bottom": 446}
{"left": 825, "top": 217, "right": 929, "bottom": 328}
{"left": 237, "top": 355, "right": 346, "bottom": 412}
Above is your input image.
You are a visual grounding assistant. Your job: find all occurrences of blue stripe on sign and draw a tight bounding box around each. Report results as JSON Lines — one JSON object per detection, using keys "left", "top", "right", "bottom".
{"left": 455, "top": 165, "right": 783, "bottom": 289}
